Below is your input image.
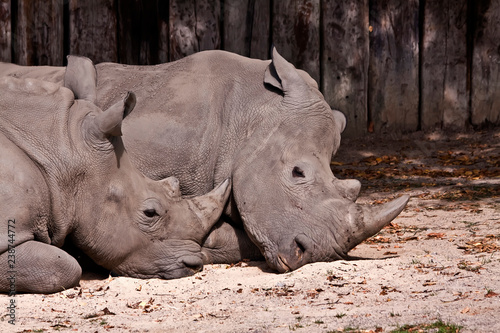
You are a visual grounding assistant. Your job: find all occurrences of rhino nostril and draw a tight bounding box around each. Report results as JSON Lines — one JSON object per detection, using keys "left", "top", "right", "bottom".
{"left": 295, "top": 240, "right": 305, "bottom": 260}
{"left": 294, "top": 234, "right": 313, "bottom": 262}
{"left": 181, "top": 256, "right": 204, "bottom": 273}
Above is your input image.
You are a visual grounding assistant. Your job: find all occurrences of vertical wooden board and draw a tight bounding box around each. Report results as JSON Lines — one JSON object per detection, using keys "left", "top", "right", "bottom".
{"left": 118, "top": 0, "right": 159, "bottom": 65}
{"left": 69, "top": 0, "right": 118, "bottom": 64}
{"left": 421, "top": 0, "right": 468, "bottom": 130}
{"left": 12, "top": 0, "right": 32, "bottom": 65}
{"left": 368, "top": 0, "right": 420, "bottom": 132}
{"left": 322, "top": 0, "right": 369, "bottom": 138}
{"left": 273, "top": 0, "right": 321, "bottom": 83}
{"left": 170, "top": 0, "right": 221, "bottom": 61}
{"left": 32, "top": 0, "right": 63, "bottom": 65}
{"left": 223, "top": 0, "right": 250, "bottom": 56}
{"left": 158, "top": 0, "right": 169, "bottom": 63}
{"left": 471, "top": 0, "right": 500, "bottom": 126}
{"left": 195, "top": 0, "right": 221, "bottom": 51}
{"left": 169, "top": 0, "right": 198, "bottom": 60}
{"left": 0, "top": 0, "right": 11, "bottom": 62}
{"left": 250, "top": 0, "right": 271, "bottom": 60}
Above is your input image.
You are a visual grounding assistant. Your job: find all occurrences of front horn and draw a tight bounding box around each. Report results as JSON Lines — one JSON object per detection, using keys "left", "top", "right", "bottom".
{"left": 347, "top": 195, "right": 410, "bottom": 251}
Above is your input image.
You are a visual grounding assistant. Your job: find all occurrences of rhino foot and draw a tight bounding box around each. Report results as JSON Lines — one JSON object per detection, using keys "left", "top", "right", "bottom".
{"left": 0, "top": 241, "right": 81, "bottom": 294}
{"left": 202, "top": 221, "right": 264, "bottom": 264}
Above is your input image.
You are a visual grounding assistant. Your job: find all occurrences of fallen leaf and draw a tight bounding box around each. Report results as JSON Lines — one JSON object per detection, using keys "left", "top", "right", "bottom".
{"left": 427, "top": 233, "right": 445, "bottom": 239}
{"left": 422, "top": 281, "right": 436, "bottom": 286}
{"left": 461, "top": 307, "right": 470, "bottom": 314}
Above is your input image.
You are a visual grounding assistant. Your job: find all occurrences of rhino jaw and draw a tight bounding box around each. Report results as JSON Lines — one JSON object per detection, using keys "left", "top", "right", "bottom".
{"left": 346, "top": 195, "right": 410, "bottom": 252}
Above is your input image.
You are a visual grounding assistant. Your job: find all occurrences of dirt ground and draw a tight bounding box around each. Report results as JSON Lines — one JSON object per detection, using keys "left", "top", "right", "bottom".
{"left": 1, "top": 129, "right": 499, "bottom": 333}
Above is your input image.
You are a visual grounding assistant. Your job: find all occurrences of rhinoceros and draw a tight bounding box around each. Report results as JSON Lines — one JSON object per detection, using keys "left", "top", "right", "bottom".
{"left": 0, "top": 57, "right": 230, "bottom": 293}
{"left": 0, "top": 49, "right": 409, "bottom": 273}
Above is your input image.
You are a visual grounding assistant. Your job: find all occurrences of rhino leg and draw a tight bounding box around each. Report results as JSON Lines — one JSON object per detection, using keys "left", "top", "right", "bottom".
{"left": 0, "top": 241, "right": 82, "bottom": 294}
{"left": 201, "top": 220, "right": 263, "bottom": 264}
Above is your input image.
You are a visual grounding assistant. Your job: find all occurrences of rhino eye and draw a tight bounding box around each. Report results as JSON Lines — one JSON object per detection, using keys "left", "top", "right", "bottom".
{"left": 143, "top": 208, "right": 159, "bottom": 218}
{"left": 292, "top": 166, "right": 305, "bottom": 178}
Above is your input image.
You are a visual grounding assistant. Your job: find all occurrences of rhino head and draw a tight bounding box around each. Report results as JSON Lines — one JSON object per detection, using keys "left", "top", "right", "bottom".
{"left": 65, "top": 56, "right": 230, "bottom": 279}
{"left": 232, "top": 49, "right": 409, "bottom": 272}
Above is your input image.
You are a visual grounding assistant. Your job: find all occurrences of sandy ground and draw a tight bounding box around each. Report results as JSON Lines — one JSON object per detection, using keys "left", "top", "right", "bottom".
{"left": 1, "top": 129, "right": 499, "bottom": 333}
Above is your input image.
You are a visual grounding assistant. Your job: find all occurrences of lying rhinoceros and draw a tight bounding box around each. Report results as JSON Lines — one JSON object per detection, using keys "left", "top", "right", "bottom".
{"left": 0, "top": 57, "right": 230, "bottom": 293}
{"left": 0, "top": 49, "right": 409, "bottom": 273}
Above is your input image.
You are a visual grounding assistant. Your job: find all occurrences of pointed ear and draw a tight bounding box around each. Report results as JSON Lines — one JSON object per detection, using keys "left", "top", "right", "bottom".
{"left": 263, "top": 47, "right": 309, "bottom": 97}
{"left": 264, "top": 56, "right": 283, "bottom": 91}
{"left": 332, "top": 110, "right": 347, "bottom": 133}
{"left": 64, "top": 55, "right": 97, "bottom": 103}
{"left": 94, "top": 92, "right": 136, "bottom": 137}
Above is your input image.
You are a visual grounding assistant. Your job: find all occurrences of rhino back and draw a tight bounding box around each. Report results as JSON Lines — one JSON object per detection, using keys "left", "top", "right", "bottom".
{"left": 95, "top": 51, "right": 273, "bottom": 196}
{"left": 0, "top": 62, "right": 64, "bottom": 83}
{"left": 0, "top": 132, "right": 51, "bottom": 252}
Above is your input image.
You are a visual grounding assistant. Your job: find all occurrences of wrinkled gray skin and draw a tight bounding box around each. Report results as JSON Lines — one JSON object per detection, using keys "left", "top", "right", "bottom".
{"left": 0, "top": 57, "right": 230, "bottom": 293}
{"left": 0, "top": 49, "right": 409, "bottom": 273}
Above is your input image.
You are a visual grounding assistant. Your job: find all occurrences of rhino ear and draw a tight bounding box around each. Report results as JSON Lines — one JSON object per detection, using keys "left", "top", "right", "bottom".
{"left": 332, "top": 110, "right": 347, "bottom": 133}
{"left": 264, "top": 47, "right": 309, "bottom": 96}
{"left": 64, "top": 55, "right": 97, "bottom": 103}
{"left": 94, "top": 92, "right": 136, "bottom": 137}
{"left": 264, "top": 58, "right": 283, "bottom": 91}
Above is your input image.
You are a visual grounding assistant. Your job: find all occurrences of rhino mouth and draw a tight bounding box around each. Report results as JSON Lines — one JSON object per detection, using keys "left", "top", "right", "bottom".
{"left": 276, "top": 254, "right": 292, "bottom": 273}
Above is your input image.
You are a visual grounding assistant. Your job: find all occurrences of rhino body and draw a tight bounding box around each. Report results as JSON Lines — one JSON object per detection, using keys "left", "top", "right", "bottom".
{"left": 0, "top": 50, "right": 408, "bottom": 273}
{"left": 0, "top": 58, "right": 230, "bottom": 293}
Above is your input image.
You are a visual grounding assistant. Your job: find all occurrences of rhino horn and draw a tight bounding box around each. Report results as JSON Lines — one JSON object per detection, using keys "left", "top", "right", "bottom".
{"left": 348, "top": 195, "right": 410, "bottom": 250}
{"left": 160, "top": 176, "right": 181, "bottom": 198}
{"left": 94, "top": 92, "right": 136, "bottom": 137}
{"left": 187, "top": 179, "right": 231, "bottom": 239}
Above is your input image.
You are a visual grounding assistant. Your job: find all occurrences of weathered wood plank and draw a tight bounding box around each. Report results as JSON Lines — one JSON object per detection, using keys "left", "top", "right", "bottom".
{"left": 12, "top": 0, "right": 32, "bottom": 65}
{"left": 0, "top": 0, "right": 11, "bottom": 62}
{"left": 11, "top": 0, "right": 63, "bottom": 65}
{"left": 368, "top": 0, "right": 420, "bottom": 133}
{"left": 250, "top": 0, "right": 271, "bottom": 60}
{"left": 195, "top": 0, "right": 221, "bottom": 51}
{"left": 32, "top": 0, "right": 63, "bottom": 65}
{"left": 69, "top": 0, "right": 118, "bottom": 64}
{"left": 322, "top": 0, "right": 369, "bottom": 137}
{"left": 471, "top": 0, "right": 500, "bottom": 126}
{"left": 273, "top": 0, "right": 321, "bottom": 82}
{"left": 170, "top": 0, "right": 221, "bottom": 61}
{"left": 223, "top": 0, "right": 270, "bottom": 59}
{"left": 117, "top": 0, "right": 159, "bottom": 65}
{"left": 169, "top": 0, "right": 197, "bottom": 61}
{"left": 158, "top": 0, "right": 169, "bottom": 63}
{"left": 223, "top": 0, "right": 250, "bottom": 56}
{"left": 421, "top": 0, "right": 468, "bottom": 130}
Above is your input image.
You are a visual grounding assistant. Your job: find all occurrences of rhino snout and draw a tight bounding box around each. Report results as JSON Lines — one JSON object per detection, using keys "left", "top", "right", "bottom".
{"left": 275, "top": 234, "right": 314, "bottom": 273}
{"left": 180, "top": 255, "right": 204, "bottom": 273}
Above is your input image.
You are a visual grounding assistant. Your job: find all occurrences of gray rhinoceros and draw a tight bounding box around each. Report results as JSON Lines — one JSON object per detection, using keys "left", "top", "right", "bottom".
{"left": 0, "top": 57, "right": 230, "bottom": 293}
{"left": 0, "top": 49, "right": 409, "bottom": 273}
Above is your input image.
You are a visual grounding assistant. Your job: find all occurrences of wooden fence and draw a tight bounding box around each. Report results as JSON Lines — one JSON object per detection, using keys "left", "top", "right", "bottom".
{"left": 0, "top": 0, "right": 499, "bottom": 137}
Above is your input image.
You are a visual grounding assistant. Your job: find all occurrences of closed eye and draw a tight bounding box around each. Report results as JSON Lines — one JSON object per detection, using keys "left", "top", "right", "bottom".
{"left": 292, "top": 166, "right": 305, "bottom": 178}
